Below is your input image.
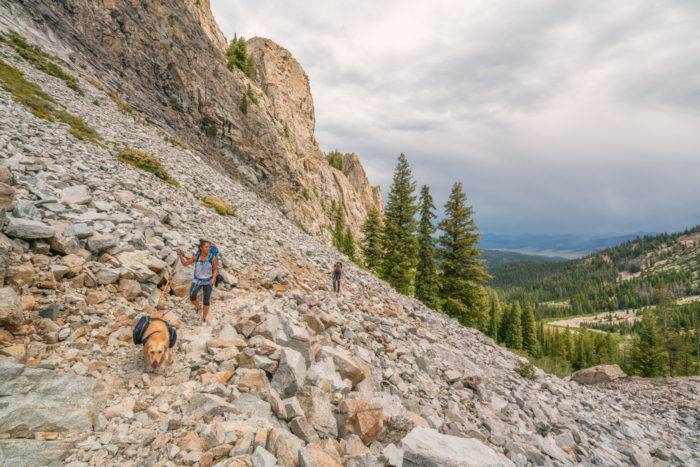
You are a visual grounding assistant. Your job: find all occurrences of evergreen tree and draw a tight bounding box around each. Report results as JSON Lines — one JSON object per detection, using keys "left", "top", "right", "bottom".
{"left": 437, "top": 182, "right": 490, "bottom": 324}
{"left": 331, "top": 202, "right": 345, "bottom": 249}
{"left": 487, "top": 294, "right": 501, "bottom": 341}
{"left": 521, "top": 304, "right": 540, "bottom": 356}
{"left": 341, "top": 227, "right": 357, "bottom": 262}
{"left": 415, "top": 185, "right": 440, "bottom": 309}
{"left": 226, "top": 35, "right": 257, "bottom": 79}
{"left": 360, "top": 208, "right": 383, "bottom": 274}
{"left": 630, "top": 312, "right": 669, "bottom": 377}
{"left": 504, "top": 302, "right": 523, "bottom": 349}
{"left": 381, "top": 154, "right": 418, "bottom": 294}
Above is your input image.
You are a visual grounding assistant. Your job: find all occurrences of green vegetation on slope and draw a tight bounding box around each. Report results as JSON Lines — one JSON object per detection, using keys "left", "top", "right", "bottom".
{"left": 490, "top": 227, "right": 700, "bottom": 315}
{"left": 480, "top": 249, "right": 565, "bottom": 270}
{"left": 116, "top": 148, "right": 177, "bottom": 185}
{"left": 0, "top": 31, "right": 82, "bottom": 93}
{"left": 0, "top": 58, "right": 102, "bottom": 145}
{"left": 226, "top": 35, "right": 257, "bottom": 79}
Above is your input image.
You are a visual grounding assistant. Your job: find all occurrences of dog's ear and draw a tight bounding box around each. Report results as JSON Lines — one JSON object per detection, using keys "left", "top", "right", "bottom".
{"left": 133, "top": 315, "right": 150, "bottom": 345}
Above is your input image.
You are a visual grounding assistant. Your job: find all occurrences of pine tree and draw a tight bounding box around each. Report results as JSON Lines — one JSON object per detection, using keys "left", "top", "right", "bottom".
{"left": 360, "top": 208, "right": 383, "bottom": 274}
{"left": 331, "top": 202, "right": 345, "bottom": 249}
{"left": 415, "top": 185, "right": 440, "bottom": 309}
{"left": 381, "top": 154, "right": 418, "bottom": 294}
{"left": 437, "top": 182, "right": 490, "bottom": 325}
{"left": 630, "top": 311, "right": 669, "bottom": 377}
{"left": 504, "top": 302, "right": 523, "bottom": 349}
{"left": 225, "top": 35, "right": 257, "bottom": 79}
{"left": 521, "top": 304, "right": 540, "bottom": 356}
{"left": 487, "top": 294, "right": 501, "bottom": 341}
{"left": 341, "top": 227, "right": 357, "bottom": 262}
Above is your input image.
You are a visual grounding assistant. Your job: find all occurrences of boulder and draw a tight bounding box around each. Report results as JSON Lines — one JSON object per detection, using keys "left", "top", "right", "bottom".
{"left": 86, "top": 234, "right": 117, "bottom": 254}
{"left": 340, "top": 397, "right": 384, "bottom": 444}
{"left": 400, "top": 427, "right": 514, "bottom": 467}
{"left": 298, "top": 443, "right": 342, "bottom": 467}
{"left": 172, "top": 261, "right": 192, "bottom": 297}
{"left": 0, "top": 287, "right": 24, "bottom": 333}
{"left": 571, "top": 365, "right": 627, "bottom": 385}
{"left": 48, "top": 234, "right": 80, "bottom": 255}
{"left": 0, "top": 439, "right": 74, "bottom": 467}
{"left": 251, "top": 446, "right": 277, "bottom": 467}
{"left": 0, "top": 360, "right": 105, "bottom": 438}
{"left": 271, "top": 347, "right": 306, "bottom": 397}
{"left": 3, "top": 217, "right": 54, "bottom": 240}
{"left": 187, "top": 393, "right": 239, "bottom": 421}
{"left": 59, "top": 185, "right": 91, "bottom": 205}
{"left": 297, "top": 386, "right": 338, "bottom": 438}
{"left": 317, "top": 346, "right": 366, "bottom": 386}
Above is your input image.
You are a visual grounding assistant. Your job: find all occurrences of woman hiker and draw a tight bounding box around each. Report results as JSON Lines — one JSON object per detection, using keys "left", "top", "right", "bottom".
{"left": 177, "top": 239, "right": 218, "bottom": 322}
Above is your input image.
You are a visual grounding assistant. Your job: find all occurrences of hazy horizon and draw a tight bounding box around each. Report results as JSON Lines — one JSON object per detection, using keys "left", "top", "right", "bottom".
{"left": 211, "top": 1, "right": 700, "bottom": 236}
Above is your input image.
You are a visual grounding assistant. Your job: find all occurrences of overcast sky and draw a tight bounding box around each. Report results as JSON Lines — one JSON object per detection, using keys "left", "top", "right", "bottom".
{"left": 211, "top": 0, "right": 700, "bottom": 235}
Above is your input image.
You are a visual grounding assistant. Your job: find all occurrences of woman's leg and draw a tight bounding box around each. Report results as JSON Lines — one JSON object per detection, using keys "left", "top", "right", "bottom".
{"left": 201, "top": 284, "right": 213, "bottom": 321}
{"left": 189, "top": 282, "right": 202, "bottom": 311}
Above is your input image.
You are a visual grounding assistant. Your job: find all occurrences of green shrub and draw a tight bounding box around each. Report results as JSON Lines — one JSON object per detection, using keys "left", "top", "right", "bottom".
{"left": 0, "top": 31, "right": 81, "bottom": 93}
{"left": 515, "top": 360, "right": 537, "bottom": 380}
{"left": 116, "top": 148, "right": 177, "bottom": 185}
{"left": 326, "top": 150, "right": 344, "bottom": 171}
{"left": 202, "top": 195, "right": 235, "bottom": 216}
{"left": 0, "top": 58, "right": 102, "bottom": 145}
{"left": 225, "top": 35, "right": 257, "bottom": 79}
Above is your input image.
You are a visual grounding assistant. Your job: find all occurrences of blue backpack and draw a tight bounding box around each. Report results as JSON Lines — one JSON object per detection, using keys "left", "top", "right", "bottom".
{"left": 195, "top": 243, "right": 224, "bottom": 287}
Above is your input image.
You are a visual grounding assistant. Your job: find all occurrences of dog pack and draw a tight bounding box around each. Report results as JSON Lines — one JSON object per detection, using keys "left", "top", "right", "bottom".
{"left": 132, "top": 315, "right": 177, "bottom": 348}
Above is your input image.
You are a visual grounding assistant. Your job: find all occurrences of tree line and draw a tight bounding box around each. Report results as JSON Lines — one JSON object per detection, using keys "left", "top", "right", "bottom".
{"left": 332, "top": 153, "right": 490, "bottom": 326}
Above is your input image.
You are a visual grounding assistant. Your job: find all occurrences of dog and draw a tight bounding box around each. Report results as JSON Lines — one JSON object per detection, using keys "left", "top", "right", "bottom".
{"left": 142, "top": 312, "right": 174, "bottom": 372}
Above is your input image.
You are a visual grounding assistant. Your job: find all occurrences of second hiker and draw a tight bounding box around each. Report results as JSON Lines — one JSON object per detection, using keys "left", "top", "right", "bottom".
{"left": 331, "top": 261, "right": 343, "bottom": 293}
{"left": 177, "top": 239, "right": 219, "bottom": 322}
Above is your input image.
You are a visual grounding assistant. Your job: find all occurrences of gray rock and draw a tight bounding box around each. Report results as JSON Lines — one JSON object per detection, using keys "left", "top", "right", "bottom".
{"left": 0, "top": 182, "right": 14, "bottom": 211}
{"left": 186, "top": 393, "right": 239, "bottom": 421}
{"left": 86, "top": 234, "right": 117, "bottom": 254}
{"left": 271, "top": 347, "right": 306, "bottom": 397}
{"left": 0, "top": 360, "right": 105, "bottom": 438}
{"left": 289, "top": 416, "right": 320, "bottom": 444}
{"left": 0, "top": 439, "right": 73, "bottom": 467}
{"left": 95, "top": 268, "right": 120, "bottom": 285}
{"left": 297, "top": 386, "right": 338, "bottom": 438}
{"left": 11, "top": 200, "right": 40, "bottom": 220}
{"left": 60, "top": 185, "right": 91, "bottom": 205}
{"left": 571, "top": 365, "right": 626, "bottom": 385}
{"left": 0, "top": 287, "right": 24, "bottom": 332}
{"left": 251, "top": 446, "right": 277, "bottom": 467}
{"left": 64, "top": 223, "right": 93, "bottom": 239}
{"left": 400, "top": 427, "right": 514, "bottom": 467}
{"left": 3, "top": 216, "right": 54, "bottom": 240}
{"left": 48, "top": 234, "right": 80, "bottom": 255}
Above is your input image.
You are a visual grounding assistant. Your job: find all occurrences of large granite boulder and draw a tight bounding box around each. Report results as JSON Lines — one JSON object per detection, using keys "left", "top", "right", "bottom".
{"left": 571, "top": 364, "right": 627, "bottom": 385}
{"left": 0, "top": 287, "right": 24, "bottom": 333}
{"left": 0, "top": 359, "right": 106, "bottom": 437}
{"left": 400, "top": 427, "right": 514, "bottom": 467}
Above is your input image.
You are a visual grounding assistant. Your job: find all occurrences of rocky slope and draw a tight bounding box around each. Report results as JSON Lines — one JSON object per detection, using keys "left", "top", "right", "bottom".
{"left": 0, "top": 10, "right": 699, "bottom": 467}
{"left": 0, "top": 0, "right": 381, "bottom": 240}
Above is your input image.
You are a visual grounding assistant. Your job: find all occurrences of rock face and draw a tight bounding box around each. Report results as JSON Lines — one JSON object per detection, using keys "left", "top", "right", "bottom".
{"left": 401, "top": 427, "right": 515, "bottom": 467}
{"left": 3, "top": 0, "right": 380, "bottom": 240}
{"left": 571, "top": 364, "right": 627, "bottom": 385}
{"left": 0, "top": 287, "right": 23, "bottom": 332}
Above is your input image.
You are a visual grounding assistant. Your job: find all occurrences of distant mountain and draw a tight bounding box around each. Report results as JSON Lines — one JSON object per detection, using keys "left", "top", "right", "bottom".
{"left": 489, "top": 226, "right": 700, "bottom": 315}
{"left": 480, "top": 249, "right": 565, "bottom": 271}
{"left": 479, "top": 232, "right": 656, "bottom": 258}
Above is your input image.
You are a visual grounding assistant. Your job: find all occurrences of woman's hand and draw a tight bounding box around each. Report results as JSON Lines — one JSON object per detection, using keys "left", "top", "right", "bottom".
{"left": 210, "top": 276, "right": 217, "bottom": 286}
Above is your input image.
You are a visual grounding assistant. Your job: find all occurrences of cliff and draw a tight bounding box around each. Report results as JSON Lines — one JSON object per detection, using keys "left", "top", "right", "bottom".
{"left": 0, "top": 0, "right": 381, "bottom": 239}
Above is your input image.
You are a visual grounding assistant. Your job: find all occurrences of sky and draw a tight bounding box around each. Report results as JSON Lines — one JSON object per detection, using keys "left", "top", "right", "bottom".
{"left": 210, "top": 0, "right": 700, "bottom": 235}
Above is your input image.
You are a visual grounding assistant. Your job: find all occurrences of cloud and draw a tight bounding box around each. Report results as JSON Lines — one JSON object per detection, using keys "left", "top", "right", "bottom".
{"left": 211, "top": 0, "right": 700, "bottom": 235}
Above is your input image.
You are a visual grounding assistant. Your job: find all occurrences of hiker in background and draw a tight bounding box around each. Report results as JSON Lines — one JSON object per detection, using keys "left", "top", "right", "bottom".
{"left": 331, "top": 261, "right": 343, "bottom": 293}
{"left": 177, "top": 239, "right": 218, "bottom": 322}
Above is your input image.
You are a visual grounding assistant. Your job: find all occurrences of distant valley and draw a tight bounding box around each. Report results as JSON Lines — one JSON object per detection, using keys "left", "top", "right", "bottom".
{"left": 480, "top": 231, "right": 656, "bottom": 258}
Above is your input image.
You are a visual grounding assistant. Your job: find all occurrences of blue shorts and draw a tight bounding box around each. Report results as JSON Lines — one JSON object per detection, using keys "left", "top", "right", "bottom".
{"left": 189, "top": 282, "right": 212, "bottom": 306}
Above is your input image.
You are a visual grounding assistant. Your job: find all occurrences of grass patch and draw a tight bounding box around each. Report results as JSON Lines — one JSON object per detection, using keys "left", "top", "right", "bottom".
{"left": 163, "top": 133, "right": 189, "bottom": 150}
{"left": 107, "top": 91, "right": 135, "bottom": 115}
{"left": 515, "top": 360, "right": 537, "bottom": 380}
{"left": 0, "top": 57, "right": 103, "bottom": 145}
{"left": 116, "top": 148, "right": 177, "bottom": 185}
{"left": 202, "top": 195, "right": 236, "bottom": 216}
{"left": 0, "top": 31, "right": 81, "bottom": 93}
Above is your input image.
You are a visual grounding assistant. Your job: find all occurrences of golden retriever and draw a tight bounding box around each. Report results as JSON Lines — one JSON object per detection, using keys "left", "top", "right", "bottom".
{"left": 142, "top": 313, "right": 173, "bottom": 372}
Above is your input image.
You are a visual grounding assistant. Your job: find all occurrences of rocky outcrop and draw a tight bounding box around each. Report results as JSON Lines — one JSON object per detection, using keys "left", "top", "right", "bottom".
{"left": 0, "top": 0, "right": 380, "bottom": 240}
{"left": 571, "top": 364, "right": 627, "bottom": 385}
{"left": 400, "top": 427, "right": 515, "bottom": 466}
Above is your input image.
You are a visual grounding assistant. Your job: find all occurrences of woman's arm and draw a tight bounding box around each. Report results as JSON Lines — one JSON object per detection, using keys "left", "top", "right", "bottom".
{"left": 178, "top": 250, "right": 195, "bottom": 266}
